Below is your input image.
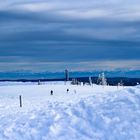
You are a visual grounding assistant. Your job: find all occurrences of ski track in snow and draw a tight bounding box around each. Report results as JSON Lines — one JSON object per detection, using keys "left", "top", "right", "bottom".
{"left": 0, "top": 82, "right": 140, "bottom": 140}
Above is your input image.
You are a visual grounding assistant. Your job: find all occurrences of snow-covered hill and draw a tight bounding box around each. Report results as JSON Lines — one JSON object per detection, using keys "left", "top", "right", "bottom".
{"left": 0, "top": 82, "right": 140, "bottom": 140}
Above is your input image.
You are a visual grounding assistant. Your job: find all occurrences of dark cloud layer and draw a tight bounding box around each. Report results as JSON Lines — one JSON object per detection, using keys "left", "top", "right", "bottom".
{"left": 0, "top": 0, "right": 140, "bottom": 71}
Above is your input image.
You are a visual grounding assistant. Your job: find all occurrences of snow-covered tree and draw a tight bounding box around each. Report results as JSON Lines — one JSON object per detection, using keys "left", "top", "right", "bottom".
{"left": 89, "top": 76, "right": 92, "bottom": 85}
{"left": 97, "top": 72, "right": 107, "bottom": 86}
{"left": 118, "top": 80, "right": 124, "bottom": 86}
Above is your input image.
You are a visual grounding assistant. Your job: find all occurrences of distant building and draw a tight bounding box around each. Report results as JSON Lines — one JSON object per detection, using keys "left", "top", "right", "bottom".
{"left": 38, "top": 80, "right": 41, "bottom": 85}
{"left": 71, "top": 78, "right": 81, "bottom": 85}
{"left": 65, "top": 69, "right": 69, "bottom": 81}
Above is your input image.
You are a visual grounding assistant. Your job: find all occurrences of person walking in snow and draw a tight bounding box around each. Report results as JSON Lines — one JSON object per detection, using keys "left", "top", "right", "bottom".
{"left": 50, "top": 90, "right": 53, "bottom": 95}
{"left": 67, "top": 89, "right": 69, "bottom": 93}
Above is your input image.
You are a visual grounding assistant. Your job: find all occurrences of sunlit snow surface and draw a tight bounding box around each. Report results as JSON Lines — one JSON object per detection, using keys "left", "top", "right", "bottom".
{"left": 0, "top": 82, "right": 140, "bottom": 140}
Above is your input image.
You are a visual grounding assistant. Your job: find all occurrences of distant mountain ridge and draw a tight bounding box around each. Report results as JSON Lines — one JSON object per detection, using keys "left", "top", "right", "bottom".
{"left": 0, "top": 70, "right": 140, "bottom": 80}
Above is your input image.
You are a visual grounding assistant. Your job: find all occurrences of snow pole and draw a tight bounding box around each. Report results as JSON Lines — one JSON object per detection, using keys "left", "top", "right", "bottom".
{"left": 19, "top": 95, "right": 22, "bottom": 108}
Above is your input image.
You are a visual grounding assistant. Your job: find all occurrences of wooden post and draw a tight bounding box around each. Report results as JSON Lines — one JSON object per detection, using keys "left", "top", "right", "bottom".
{"left": 19, "top": 95, "right": 22, "bottom": 107}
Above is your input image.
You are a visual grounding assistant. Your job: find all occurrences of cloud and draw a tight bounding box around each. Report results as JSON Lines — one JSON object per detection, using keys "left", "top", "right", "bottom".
{"left": 0, "top": 60, "right": 139, "bottom": 72}
{"left": 0, "top": 40, "right": 139, "bottom": 62}
{"left": 7, "top": 0, "right": 140, "bottom": 21}
{"left": 0, "top": 0, "right": 140, "bottom": 72}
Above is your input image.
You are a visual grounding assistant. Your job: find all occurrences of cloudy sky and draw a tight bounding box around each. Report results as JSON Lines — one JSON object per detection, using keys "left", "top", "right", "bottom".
{"left": 0, "top": 0, "right": 140, "bottom": 72}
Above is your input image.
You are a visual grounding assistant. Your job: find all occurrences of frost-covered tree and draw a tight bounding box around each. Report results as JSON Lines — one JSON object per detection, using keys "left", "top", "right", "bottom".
{"left": 97, "top": 72, "right": 107, "bottom": 86}
{"left": 89, "top": 76, "right": 92, "bottom": 85}
{"left": 118, "top": 80, "right": 124, "bottom": 86}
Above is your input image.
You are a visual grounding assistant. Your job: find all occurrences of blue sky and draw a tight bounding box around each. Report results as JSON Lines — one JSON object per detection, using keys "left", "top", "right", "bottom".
{"left": 0, "top": 0, "right": 140, "bottom": 72}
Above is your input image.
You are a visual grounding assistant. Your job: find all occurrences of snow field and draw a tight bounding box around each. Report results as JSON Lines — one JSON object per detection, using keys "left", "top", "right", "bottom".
{"left": 0, "top": 82, "right": 140, "bottom": 140}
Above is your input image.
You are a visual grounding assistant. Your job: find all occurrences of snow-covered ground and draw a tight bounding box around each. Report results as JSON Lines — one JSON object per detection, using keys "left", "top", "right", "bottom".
{"left": 0, "top": 82, "right": 140, "bottom": 140}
